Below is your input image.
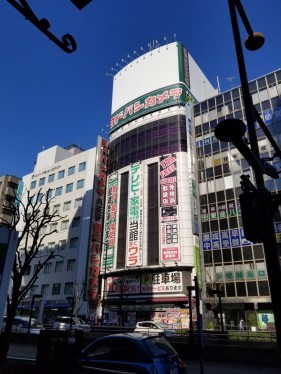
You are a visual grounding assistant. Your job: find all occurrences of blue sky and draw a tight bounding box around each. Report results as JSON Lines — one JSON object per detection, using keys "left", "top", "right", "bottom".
{"left": 1, "top": 0, "right": 280, "bottom": 178}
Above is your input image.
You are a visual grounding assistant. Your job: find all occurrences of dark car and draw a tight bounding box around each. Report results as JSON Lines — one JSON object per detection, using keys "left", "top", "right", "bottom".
{"left": 79, "top": 333, "right": 186, "bottom": 373}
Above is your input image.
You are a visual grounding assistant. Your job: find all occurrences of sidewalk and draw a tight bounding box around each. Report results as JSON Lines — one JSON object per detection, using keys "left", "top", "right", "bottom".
{"left": 1, "top": 357, "right": 281, "bottom": 374}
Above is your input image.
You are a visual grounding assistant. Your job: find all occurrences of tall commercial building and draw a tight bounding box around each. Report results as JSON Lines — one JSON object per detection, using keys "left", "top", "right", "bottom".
{"left": 97, "top": 41, "right": 217, "bottom": 326}
{"left": 18, "top": 140, "right": 107, "bottom": 321}
{"left": 195, "top": 69, "right": 281, "bottom": 329}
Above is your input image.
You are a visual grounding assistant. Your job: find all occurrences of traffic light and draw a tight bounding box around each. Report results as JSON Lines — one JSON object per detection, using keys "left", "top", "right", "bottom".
{"left": 239, "top": 187, "right": 275, "bottom": 243}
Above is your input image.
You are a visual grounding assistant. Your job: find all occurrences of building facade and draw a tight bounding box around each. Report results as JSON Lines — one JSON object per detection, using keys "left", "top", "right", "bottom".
{"left": 18, "top": 141, "right": 106, "bottom": 322}
{"left": 0, "top": 175, "right": 21, "bottom": 226}
{"left": 96, "top": 41, "right": 217, "bottom": 327}
{"left": 194, "top": 69, "right": 281, "bottom": 329}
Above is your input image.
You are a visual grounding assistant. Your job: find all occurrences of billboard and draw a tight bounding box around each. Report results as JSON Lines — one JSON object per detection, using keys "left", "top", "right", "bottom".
{"left": 87, "top": 137, "right": 108, "bottom": 300}
{"left": 159, "top": 155, "right": 180, "bottom": 262}
{"left": 127, "top": 163, "right": 143, "bottom": 267}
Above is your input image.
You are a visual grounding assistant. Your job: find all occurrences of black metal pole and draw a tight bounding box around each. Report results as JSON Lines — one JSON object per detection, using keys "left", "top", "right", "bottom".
{"left": 218, "top": 291, "right": 224, "bottom": 333}
{"left": 228, "top": 0, "right": 281, "bottom": 356}
{"left": 70, "top": 298, "right": 74, "bottom": 328}
{"left": 194, "top": 276, "right": 204, "bottom": 374}
{"left": 28, "top": 295, "right": 35, "bottom": 334}
{"left": 188, "top": 289, "right": 194, "bottom": 344}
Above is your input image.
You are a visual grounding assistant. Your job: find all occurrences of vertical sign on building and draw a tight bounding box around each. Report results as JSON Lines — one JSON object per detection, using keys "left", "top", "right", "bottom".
{"left": 160, "top": 155, "right": 180, "bottom": 262}
{"left": 178, "top": 42, "right": 190, "bottom": 89}
{"left": 88, "top": 137, "right": 108, "bottom": 300}
{"left": 103, "top": 172, "right": 118, "bottom": 269}
{"left": 127, "top": 162, "right": 143, "bottom": 266}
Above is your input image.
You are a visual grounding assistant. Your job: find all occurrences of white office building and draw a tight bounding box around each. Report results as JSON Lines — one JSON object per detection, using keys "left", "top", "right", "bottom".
{"left": 18, "top": 140, "right": 107, "bottom": 321}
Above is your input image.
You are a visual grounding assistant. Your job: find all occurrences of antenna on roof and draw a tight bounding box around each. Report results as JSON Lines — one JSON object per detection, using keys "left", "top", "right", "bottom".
{"left": 217, "top": 76, "right": 221, "bottom": 93}
{"left": 133, "top": 50, "right": 140, "bottom": 57}
{"left": 226, "top": 76, "right": 236, "bottom": 88}
{"left": 173, "top": 33, "right": 177, "bottom": 41}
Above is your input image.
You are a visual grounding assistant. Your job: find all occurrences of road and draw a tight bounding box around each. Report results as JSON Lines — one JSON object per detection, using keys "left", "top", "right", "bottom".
{"left": 8, "top": 342, "right": 281, "bottom": 373}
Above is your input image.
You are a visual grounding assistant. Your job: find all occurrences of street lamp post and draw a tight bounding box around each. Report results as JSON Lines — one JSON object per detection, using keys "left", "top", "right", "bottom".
{"left": 215, "top": 0, "right": 281, "bottom": 354}
{"left": 28, "top": 294, "right": 42, "bottom": 334}
{"left": 66, "top": 296, "right": 75, "bottom": 328}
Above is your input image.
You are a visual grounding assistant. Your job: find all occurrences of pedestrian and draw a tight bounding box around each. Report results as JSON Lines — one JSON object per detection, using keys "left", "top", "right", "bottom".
{"left": 239, "top": 318, "right": 245, "bottom": 330}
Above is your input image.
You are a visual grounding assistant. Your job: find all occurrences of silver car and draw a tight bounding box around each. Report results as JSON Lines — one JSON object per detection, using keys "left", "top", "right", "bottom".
{"left": 134, "top": 320, "right": 176, "bottom": 337}
{"left": 53, "top": 316, "right": 91, "bottom": 333}
{"left": 2, "top": 316, "right": 44, "bottom": 334}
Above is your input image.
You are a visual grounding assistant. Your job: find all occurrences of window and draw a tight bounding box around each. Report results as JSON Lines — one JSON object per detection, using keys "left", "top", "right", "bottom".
{"left": 63, "top": 200, "right": 71, "bottom": 211}
{"left": 48, "top": 174, "right": 55, "bottom": 183}
{"left": 39, "top": 244, "right": 44, "bottom": 252}
{"left": 47, "top": 242, "right": 56, "bottom": 252}
{"left": 55, "top": 261, "right": 63, "bottom": 273}
{"left": 38, "top": 193, "right": 44, "bottom": 203}
{"left": 64, "top": 282, "right": 74, "bottom": 295}
{"left": 69, "top": 237, "right": 78, "bottom": 249}
{"left": 58, "top": 170, "right": 65, "bottom": 179}
{"left": 39, "top": 177, "right": 45, "bottom": 186}
{"left": 39, "top": 225, "right": 47, "bottom": 236}
{"left": 55, "top": 186, "right": 63, "bottom": 196}
{"left": 53, "top": 204, "right": 60, "bottom": 213}
{"left": 41, "top": 284, "right": 49, "bottom": 296}
{"left": 47, "top": 189, "right": 54, "bottom": 199}
{"left": 79, "top": 162, "right": 86, "bottom": 172}
{"left": 61, "top": 220, "right": 69, "bottom": 230}
{"left": 44, "top": 263, "right": 52, "bottom": 274}
{"left": 76, "top": 179, "right": 84, "bottom": 190}
{"left": 72, "top": 216, "right": 81, "bottom": 228}
{"left": 74, "top": 198, "right": 83, "bottom": 208}
{"left": 30, "top": 181, "right": 36, "bottom": 189}
{"left": 66, "top": 183, "right": 73, "bottom": 193}
{"left": 68, "top": 166, "right": 75, "bottom": 176}
{"left": 52, "top": 283, "right": 61, "bottom": 295}
{"left": 33, "top": 264, "right": 39, "bottom": 275}
{"left": 30, "top": 285, "right": 38, "bottom": 297}
{"left": 50, "top": 223, "right": 58, "bottom": 233}
{"left": 67, "top": 259, "right": 76, "bottom": 271}
{"left": 59, "top": 239, "right": 67, "bottom": 250}
{"left": 24, "top": 265, "right": 31, "bottom": 275}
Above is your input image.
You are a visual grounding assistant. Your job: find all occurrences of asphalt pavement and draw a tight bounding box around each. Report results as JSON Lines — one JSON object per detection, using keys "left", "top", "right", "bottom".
{"left": 7, "top": 342, "right": 281, "bottom": 373}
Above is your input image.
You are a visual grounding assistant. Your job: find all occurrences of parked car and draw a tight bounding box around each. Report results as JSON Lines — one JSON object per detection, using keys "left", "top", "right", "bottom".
{"left": 53, "top": 316, "right": 91, "bottom": 333}
{"left": 134, "top": 320, "right": 176, "bottom": 337}
{"left": 2, "top": 316, "right": 44, "bottom": 334}
{"left": 79, "top": 333, "right": 186, "bottom": 373}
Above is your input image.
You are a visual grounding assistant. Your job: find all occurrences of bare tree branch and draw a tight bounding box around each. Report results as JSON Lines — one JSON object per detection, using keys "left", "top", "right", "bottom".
{"left": 0, "top": 187, "right": 65, "bottom": 361}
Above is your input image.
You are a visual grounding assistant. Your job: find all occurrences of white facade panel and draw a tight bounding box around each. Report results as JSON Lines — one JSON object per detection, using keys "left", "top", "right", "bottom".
{"left": 112, "top": 43, "right": 180, "bottom": 113}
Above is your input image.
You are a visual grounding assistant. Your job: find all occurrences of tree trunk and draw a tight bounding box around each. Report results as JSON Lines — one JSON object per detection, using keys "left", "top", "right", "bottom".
{"left": 0, "top": 311, "right": 16, "bottom": 363}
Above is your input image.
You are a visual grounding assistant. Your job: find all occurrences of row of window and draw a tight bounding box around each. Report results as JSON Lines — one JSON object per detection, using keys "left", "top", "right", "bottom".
{"left": 31, "top": 281, "right": 74, "bottom": 297}
{"left": 204, "top": 245, "right": 264, "bottom": 264}
{"left": 194, "top": 70, "right": 281, "bottom": 115}
{"left": 206, "top": 280, "right": 269, "bottom": 298}
{"left": 25, "top": 258, "right": 76, "bottom": 277}
{"left": 30, "top": 162, "right": 86, "bottom": 189}
{"left": 36, "top": 180, "right": 85, "bottom": 197}
{"left": 39, "top": 215, "right": 81, "bottom": 234}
